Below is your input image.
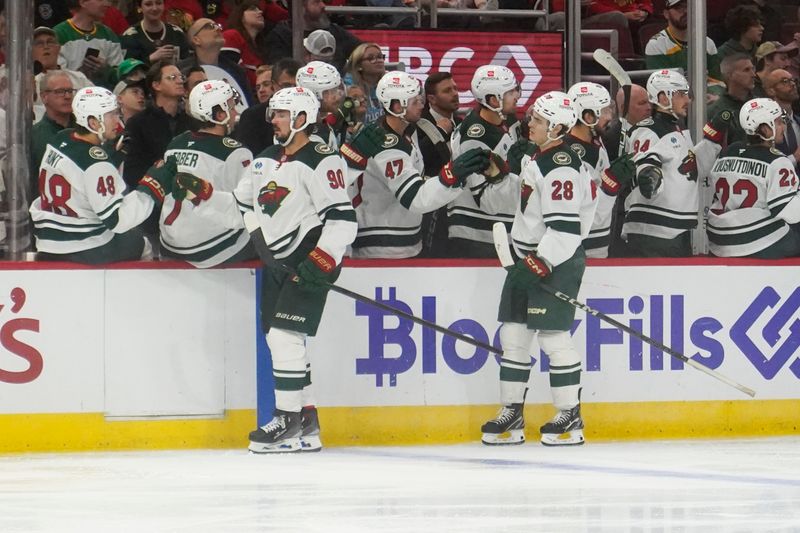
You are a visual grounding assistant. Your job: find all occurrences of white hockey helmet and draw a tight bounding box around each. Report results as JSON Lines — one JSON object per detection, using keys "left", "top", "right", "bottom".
{"left": 740, "top": 98, "right": 784, "bottom": 141}
{"left": 471, "top": 64, "right": 518, "bottom": 115}
{"left": 268, "top": 86, "right": 320, "bottom": 146}
{"left": 568, "top": 81, "right": 611, "bottom": 128}
{"left": 189, "top": 79, "right": 236, "bottom": 126}
{"left": 532, "top": 91, "right": 578, "bottom": 143}
{"left": 296, "top": 61, "right": 342, "bottom": 101}
{"left": 376, "top": 71, "right": 421, "bottom": 118}
{"left": 646, "top": 69, "right": 689, "bottom": 113}
{"left": 72, "top": 86, "right": 118, "bottom": 137}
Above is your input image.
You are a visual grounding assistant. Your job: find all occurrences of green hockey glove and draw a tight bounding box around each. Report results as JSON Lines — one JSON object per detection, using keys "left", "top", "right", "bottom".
{"left": 483, "top": 150, "right": 510, "bottom": 184}
{"left": 508, "top": 253, "right": 551, "bottom": 290}
{"left": 600, "top": 153, "right": 636, "bottom": 196}
{"left": 296, "top": 247, "right": 336, "bottom": 290}
{"left": 340, "top": 125, "right": 385, "bottom": 169}
{"left": 439, "top": 148, "right": 489, "bottom": 188}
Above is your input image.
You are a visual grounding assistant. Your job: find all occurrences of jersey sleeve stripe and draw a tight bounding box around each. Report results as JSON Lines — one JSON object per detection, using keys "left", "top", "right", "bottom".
{"left": 318, "top": 201, "right": 354, "bottom": 217}
{"left": 394, "top": 174, "right": 423, "bottom": 200}
{"left": 97, "top": 197, "right": 123, "bottom": 219}
{"left": 398, "top": 179, "right": 424, "bottom": 210}
{"left": 234, "top": 192, "right": 254, "bottom": 212}
{"left": 324, "top": 209, "right": 357, "bottom": 223}
{"left": 544, "top": 220, "right": 581, "bottom": 234}
{"left": 767, "top": 191, "right": 797, "bottom": 208}
{"left": 708, "top": 219, "right": 785, "bottom": 246}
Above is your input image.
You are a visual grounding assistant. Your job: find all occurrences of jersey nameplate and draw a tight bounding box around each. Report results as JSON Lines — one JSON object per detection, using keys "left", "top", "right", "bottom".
{"left": 89, "top": 146, "right": 108, "bottom": 160}
{"left": 467, "top": 124, "right": 485, "bottom": 138}
{"left": 554, "top": 152, "right": 572, "bottom": 166}
{"left": 222, "top": 137, "right": 242, "bottom": 148}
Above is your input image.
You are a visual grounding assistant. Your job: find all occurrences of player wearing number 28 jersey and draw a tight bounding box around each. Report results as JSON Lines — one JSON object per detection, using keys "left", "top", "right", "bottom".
{"left": 707, "top": 98, "right": 800, "bottom": 258}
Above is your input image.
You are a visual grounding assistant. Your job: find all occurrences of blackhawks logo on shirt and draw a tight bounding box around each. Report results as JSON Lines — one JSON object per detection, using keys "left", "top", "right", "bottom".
{"left": 258, "top": 181, "right": 290, "bottom": 216}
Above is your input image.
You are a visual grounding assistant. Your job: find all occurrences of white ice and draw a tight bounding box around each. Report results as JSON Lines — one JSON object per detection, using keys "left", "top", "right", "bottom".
{"left": 1, "top": 437, "right": 799, "bottom": 533}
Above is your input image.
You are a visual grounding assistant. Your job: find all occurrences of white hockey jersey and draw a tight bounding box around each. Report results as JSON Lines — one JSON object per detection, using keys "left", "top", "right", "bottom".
{"left": 623, "top": 112, "right": 698, "bottom": 240}
{"left": 512, "top": 144, "right": 598, "bottom": 267}
{"left": 200, "top": 141, "right": 357, "bottom": 263}
{"left": 707, "top": 143, "right": 800, "bottom": 256}
{"left": 348, "top": 121, "right": 463, "bottom": 258}
{"left": 160, "top": 131, "right": 254, "bottom": 268}
{"left": 29, "top": 129, "right": 154, "bottom": 254}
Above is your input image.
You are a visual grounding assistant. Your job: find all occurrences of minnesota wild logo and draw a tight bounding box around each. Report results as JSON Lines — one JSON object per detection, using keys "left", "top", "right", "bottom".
{"left": 258, "top": 181, "right": 290, "bottom": 216}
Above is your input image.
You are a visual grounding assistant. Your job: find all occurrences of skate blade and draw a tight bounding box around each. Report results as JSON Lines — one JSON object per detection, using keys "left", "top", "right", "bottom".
{"left": 540, "top": 429, "right": 585, "bottom": 447}
{"left": 248, "top": 437, "right": 302, "bottom": 454}
{"left": 300, "top": 435, "right": 323, "bottom": 452}
{"left": 481, "top": 429, "right": 525, "bottom": 446}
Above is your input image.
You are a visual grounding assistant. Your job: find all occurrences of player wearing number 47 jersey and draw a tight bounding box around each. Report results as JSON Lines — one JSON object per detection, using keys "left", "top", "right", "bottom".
{"left": 159, "top": 80, "right": 255, "bottom": 268}
{"left": 174, "top": 87, "right": 357, "bottom": 454}
{"left": 707, "top": 98, "right": 800, "bottom": 258}
{"left": 482, "top": 92, "right": 597, "bottom": 448}
{"left": 30, "top": 87, "right": 172, "bottom": 263}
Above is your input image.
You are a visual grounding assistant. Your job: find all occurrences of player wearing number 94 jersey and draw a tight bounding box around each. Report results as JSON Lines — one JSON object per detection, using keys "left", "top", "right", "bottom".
{"left": 30, "top": 87, "right": 172, "bottom": 263}
{"left": 707, "top": 98, "right": 800, "bottom": 258}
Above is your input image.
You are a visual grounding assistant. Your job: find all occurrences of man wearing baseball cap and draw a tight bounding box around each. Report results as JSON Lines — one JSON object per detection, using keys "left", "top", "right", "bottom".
{"left": 33, "top": 26, "right": 92, "bottom": 121}
{"left": 303, "top": 29, "right": 336, "bottom": 64}
{"left": 753, "top": 41, "right": 799, "bottom": 97}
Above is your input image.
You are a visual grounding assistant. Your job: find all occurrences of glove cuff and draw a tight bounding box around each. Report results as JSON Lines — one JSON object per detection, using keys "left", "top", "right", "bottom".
{"left": 439, "top": 161, "right": 459, "bottom": 188}
{"left": 523, "top": 254, "right": 551, "bottom": 278}
{"left": 600, "top": 169, "right": 620, "bottom": 196}
{"left": 341, "top": 143, "right": 368, "bottom": 169}
{"left": 702, "top": 122, "right": 724, "bottom": 144}
{"left": 137, "top": 175, "right": 166, "bottom": 203}
{"left": 308, "top": 247, "right": 336, "bottom": 274}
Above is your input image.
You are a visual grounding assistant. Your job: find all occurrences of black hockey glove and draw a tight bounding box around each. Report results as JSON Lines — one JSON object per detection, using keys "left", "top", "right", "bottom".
{"left": 508, "top": 253, "right": 551, "bottom": 290}
{"left": 634, "top": 165, "right": 663, "bottom": 199}
{"left": 600, "top": 153, "right": 635, "bottom": 196}
{"left": 439, "top": 148, "right": 489, "bottom": 188}
{"left": 340, "top": 125, "right": 385, "bottom": 169}
{"left": 483, "top": 150, "right": 510, "bottom": 184}
{"left": 296, "top": 247, "right": 336, "bottom": 290}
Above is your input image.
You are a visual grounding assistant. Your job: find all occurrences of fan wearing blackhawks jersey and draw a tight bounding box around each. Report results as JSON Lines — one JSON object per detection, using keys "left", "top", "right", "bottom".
{"left": 707, "top": 98, "right": 800, "bottom": 258}
{"left": 623, "top": 69, "right": 697, "bottom": 257}
{"left": 296, "top": 61, "right": 347, "bottom": 150}
{"left": 448, "top": 65, "right": 522, "bottom": 258}
{"left": 481, "top": 92, "right": 597, "bottom": 448}
{"left": 158, "top": 80, "right": 255, "bottom": 268}
{"left": 175, "top": 87, "right": 357, "bottom": 453}
{"left": 565, "top": 82, "right": 634, "bottom": 258}
{"left": 340, "top": 71, "right": 490, "bottom": 258}
{"left": 30, "top": 87, "right": 171, "bottom": 264}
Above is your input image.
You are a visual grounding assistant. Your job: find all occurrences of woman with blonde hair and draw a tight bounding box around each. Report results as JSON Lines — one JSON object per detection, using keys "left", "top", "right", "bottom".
{"left": 345, "top": 42, "right": 387, "bottom": 124}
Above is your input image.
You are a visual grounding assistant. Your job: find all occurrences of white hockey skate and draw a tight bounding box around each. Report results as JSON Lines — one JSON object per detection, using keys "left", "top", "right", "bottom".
{"left": 300, "top": 406, "right": 322, "bottom": 453}
{"left": 540, "top": 405, "right": 585, "bottom": 446}
{"left": 481, "top": 404, "right": 525, "bottom": 445}
{"left": 248, "top": 410, "right": 302, "bottom": 453}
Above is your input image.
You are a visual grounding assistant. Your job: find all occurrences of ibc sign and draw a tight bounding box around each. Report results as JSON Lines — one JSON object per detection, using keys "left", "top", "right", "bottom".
{"left": 351, "top": 30, "right": 564, "bottom": 111}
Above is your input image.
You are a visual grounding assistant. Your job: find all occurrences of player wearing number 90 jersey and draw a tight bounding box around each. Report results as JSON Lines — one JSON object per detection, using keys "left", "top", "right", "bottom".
{"left": 707, "top": 98, "right": 800, "bottom": 258}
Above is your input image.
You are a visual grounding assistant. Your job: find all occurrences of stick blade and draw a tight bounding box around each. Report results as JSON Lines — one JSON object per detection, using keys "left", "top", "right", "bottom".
{"left": 492, "top": 222, "right": 515, "bottom": 268}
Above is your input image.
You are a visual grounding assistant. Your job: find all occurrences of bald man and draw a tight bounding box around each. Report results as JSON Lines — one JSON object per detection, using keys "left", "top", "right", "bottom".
{"left": 601, "top": 84, "right": 651, "bottom": 161}
{"left": 765, "top": 69, "right": 800, "bottom": 166}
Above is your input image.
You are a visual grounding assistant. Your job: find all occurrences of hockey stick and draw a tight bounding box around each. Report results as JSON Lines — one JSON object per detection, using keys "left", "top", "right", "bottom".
{"left": 491, "top": 223, "right": 756, "bottom": 398}
{"left": 593, "top": 48, "right": 633, "bottom": 118}
{"left": 243, "top": 211, "right": 503, "bottom": 355}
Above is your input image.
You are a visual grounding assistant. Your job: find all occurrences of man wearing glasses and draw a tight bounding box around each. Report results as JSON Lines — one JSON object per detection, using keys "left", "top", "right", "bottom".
{"left": 765, "top": 69, "right": 800, "bottom": 168}
{"left": 31, "top": 71, "right": 77, "bottom": 201}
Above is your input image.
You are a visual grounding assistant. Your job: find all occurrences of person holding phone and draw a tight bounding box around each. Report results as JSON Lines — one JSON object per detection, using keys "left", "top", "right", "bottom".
{"left": 53, "top": 0, "right": 124, "bottom": 89}
{"left": 121, "top": 0, "right": 190, "bottom": 65}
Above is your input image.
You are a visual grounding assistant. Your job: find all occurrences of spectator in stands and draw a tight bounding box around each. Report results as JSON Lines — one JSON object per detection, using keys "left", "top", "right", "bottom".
{"left": 265, "top": 0, "right": 361, "bottom": 72}
{"left": 54, "top": 0, "right": 125, "bottom": 88}
{"left": 345, "top": 43, "right": 387, "bottom": 125}
{"left": 645, "top": 0, "right": 724, "bottom": 97}
{"left": 716, "top": 5, "right": 764, "bottom": 61}
{"left": 35, "top": 0, "right": 71, "bottom": 28}
{"left": 253, "top": 64, "right": 274, "bottom": 104}
{"left": 222, "top": 0, "right": 267, "bottom": 89}
{"left": 182, "top": 18, "right": 254, "bottom": 109}
{"left": 753, "top": 41, "right": 798, "bottom": 98}
{"left": 183, "top": 64, "right": 208, "bottom": 93}
{"left": 739, "top": 0, "right": 783, "bottom": 44}
{"left": 263, "top": 0, "right": 289, "bottom": 31}
{"left": 117, "top": 58, "right": 148, "bottom": 83}
{"left": 587, "top": 0, "right": 653, "bottom": 55}
{"left": 303, "top": 29, "right": 336, "bottom": 66}
{"left": 33, "top": 26, "right": 92, "bottom": 122}
{"left": 30, "top": 71, "right": 76, "bottom": 199}
{"left": 765, "top": 69, "right": 800, "bottom": 168}
{"left": 122, "top": 60, "right": 192, "bottom": 188}
{"left": 121, "top": 0, "right": 190, "bottom": 65}
{"left": 102, "top": 1, "right": 131, "bottom": 36}
{"left": 706, "top": 54, "right": 755, "bottom": 147}
{"left": 164, "top": 0, "right": 228, "bottom": 29}
{"left": 114, "top": 79, "right": 147, "bottom": 124}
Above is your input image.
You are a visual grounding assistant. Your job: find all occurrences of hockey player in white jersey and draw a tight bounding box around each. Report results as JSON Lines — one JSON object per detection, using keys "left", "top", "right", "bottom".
{"left": 158, "top": 79, "right": 256, "bottom": 268}
{"left": 175, "top": 87, "right": 357, "bottom": 453}
{"left": 707, "top": 98, "right": 800, "bottom": 258}
{"left": 448, "top": 64, "right": 521, "bottom": 257}
{"left": 340, "top": 70, "right": 490, "bottom": 258}
{"left": 482, "top": 92, "right": 597, "bottom": 447}
{"left": 30, "top": 86, "right": 171, "bottom": 263}
{"left": 623, "top": 69, "right": 697, "bottom": 257}
{"left": 296, "top": 61, "right": 346, "bottom": 149}
{"left": 565, "top": 82, "right": 635, "bottom": 258}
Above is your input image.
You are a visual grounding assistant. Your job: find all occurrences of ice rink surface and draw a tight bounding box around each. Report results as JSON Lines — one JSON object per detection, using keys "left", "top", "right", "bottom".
{"left": 1, "top": 437, "right": 799, "bottom": 533}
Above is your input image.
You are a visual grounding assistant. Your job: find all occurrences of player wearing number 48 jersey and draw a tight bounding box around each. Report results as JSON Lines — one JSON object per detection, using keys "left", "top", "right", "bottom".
{"left": 707, "top": 98, "right": 800, "bottom": 258}
{"left": 482, "top": 92, "right": 597, "bottom": 448}
{"left": 159, "top": 80, "right": 256, "bottom": 268}
{"left": 30, "top": 87, "right": 172, "bottom": 263}
{"left": 173, "top": 87, "right": 357, "bottom": 454}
